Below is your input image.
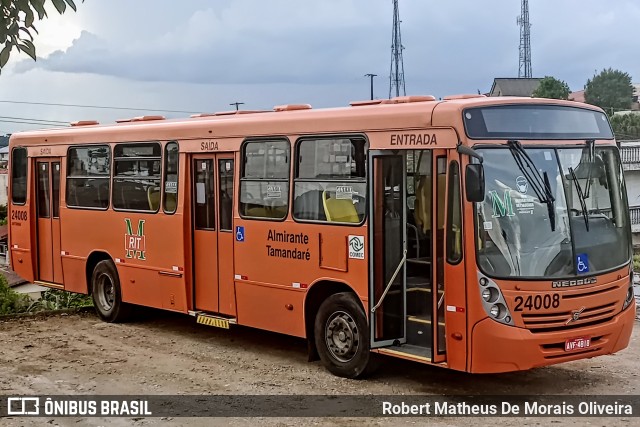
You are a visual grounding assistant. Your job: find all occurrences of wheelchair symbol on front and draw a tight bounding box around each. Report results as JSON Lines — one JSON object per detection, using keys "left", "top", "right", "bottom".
{"left": 576, "top": 254, "right": 589, "bottom": 274}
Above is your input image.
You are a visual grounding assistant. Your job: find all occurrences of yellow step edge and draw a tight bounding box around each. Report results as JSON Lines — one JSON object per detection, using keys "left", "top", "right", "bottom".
{"left": 196, "top": 315, "right": 234, "bottom": 329}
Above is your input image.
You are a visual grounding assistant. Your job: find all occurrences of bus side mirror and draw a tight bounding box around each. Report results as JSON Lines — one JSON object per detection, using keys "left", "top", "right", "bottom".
{"left": 465, "top": 164, "right": 485, "bottom": 202}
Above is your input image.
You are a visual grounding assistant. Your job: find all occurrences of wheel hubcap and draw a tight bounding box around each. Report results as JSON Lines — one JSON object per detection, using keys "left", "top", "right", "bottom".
{"left": 97, "top": 273, "right": 115, "bottom": 312}
{"left": 325, "top": 311, "right": 359, "bottom": 363}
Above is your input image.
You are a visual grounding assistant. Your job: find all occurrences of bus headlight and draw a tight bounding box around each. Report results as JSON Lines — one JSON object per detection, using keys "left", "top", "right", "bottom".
{"left": 623, "top": 268, "right": 635, "bottom": 310}
{"left": 482, "top": 288, "right": 499, "bottom": 303}
{"left": 478, "top": 273, "right": 514, "bottom": 326}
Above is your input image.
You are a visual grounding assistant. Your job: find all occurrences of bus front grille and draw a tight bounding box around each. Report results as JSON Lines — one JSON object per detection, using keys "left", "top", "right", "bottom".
{"left": 521, "top": 302, "right": 617, "bottom": 333}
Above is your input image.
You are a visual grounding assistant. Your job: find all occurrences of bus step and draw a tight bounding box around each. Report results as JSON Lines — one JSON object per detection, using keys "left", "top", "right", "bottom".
{"left": 194, "top": 313, "right": 237, "bottom": 329}
{"left": 406, "top": 315, "right": 432, "bottom": 347}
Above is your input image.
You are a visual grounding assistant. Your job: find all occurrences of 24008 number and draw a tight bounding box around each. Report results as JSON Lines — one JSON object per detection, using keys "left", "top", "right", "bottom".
{"left": 514, "top": 294, "right": 560, "bottom": 312}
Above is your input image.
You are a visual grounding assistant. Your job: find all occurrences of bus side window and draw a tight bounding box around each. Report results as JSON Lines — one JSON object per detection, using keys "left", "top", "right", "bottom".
{"left": 66, "top": 145, "right": 111, "bottom": 209}
{"left": 163, "top": 141, "right": 179, "bottom": 214}
{"left": 11, "top": 147, "right": 27, "bottom": 205}
{"left": 293, "top": 137, "right": 367, "bottom": 224}
{"left": 239, "top": 139, "right": 290, "bottom": 220}
{"left": 113, "top": 142, "right": 162, "bottom": 213}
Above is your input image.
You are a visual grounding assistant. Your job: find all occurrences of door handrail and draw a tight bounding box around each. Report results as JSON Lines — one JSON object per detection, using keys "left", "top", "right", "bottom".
{"left": 371, "top": 249, "right": 407, "bottom": 313}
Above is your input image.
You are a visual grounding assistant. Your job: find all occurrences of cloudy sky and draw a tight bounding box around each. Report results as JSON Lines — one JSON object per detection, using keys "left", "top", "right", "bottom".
{"left": 1, "top": 0, "right": 638, "bottom": 134}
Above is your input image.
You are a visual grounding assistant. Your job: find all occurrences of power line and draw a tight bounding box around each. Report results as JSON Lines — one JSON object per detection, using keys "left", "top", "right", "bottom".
{"left": 0, "top": 115, "right": 68, "bottom": 124}
{"left": 0, "top": 100, "right": 200, "bottom": 114}
{"left": 0, "top": 119, "right": 66, "bottom": 127}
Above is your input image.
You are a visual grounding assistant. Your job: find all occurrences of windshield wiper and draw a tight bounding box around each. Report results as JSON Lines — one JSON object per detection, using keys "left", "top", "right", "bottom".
{"left": 569, "top": 166, "right": 590, "bottom": 232}
{"left": 507, "top": 140, "right": 556, "bottom": 231}
{"left": 584, "top": 139, "right": 595, "bottom": 198}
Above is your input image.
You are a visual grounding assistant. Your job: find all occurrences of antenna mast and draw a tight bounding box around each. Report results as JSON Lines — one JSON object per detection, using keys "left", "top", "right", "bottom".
{"left": 389, "top": 0, "right": 406, "bottom": 98}
{"left": 517, "top": 0, "right": 532, "bottom": 78}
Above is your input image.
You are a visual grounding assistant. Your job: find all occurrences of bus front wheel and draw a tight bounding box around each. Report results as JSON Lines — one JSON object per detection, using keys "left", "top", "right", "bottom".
{"left": 314, "top": 292, "right": 373, "bottom": 378}
{"left": 91, "top": 260, "right": 131, "bottom": 323}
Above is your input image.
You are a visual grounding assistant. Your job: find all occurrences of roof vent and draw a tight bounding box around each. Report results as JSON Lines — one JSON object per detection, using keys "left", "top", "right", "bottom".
{"left": 384, "top": 95, "right": 436, "bottom": 104}
{"left": 70, "top": 120, "right": 99, "bottom": 127}
{"left": 215, "top": 110, "right": 269, "bottom": 116}
{"left": 273, "top": 104, "right": 312, "bottom": 112}
{"left": 190, "top": 113, "right": 216, "bottom": 118}
{"left": 349, "top": 100, "right": 384, "bottom": 107}
{"left": 443, "top": 94, "right": 487, "bottom": 100}
{"left": 116, "top": 115, "right": 166, "bottom": 123}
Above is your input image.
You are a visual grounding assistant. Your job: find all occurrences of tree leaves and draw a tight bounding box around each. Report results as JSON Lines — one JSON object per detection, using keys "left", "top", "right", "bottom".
{"left": 584, "top": 68, "right": 634, "bottom": 115}
{"left": 532, "top": 76, "right": 570, "bottom": 100}
{"left": 0, "top": 0, "right": 83, "bottom": 73}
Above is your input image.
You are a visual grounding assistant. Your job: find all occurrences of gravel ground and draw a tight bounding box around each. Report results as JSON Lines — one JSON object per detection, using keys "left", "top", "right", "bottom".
{"left": 0, "top": 309, "right": 638, "bottom": 426}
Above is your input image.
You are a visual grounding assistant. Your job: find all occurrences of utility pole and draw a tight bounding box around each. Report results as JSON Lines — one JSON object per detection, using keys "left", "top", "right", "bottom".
{"left": 517, "top": 0, "right": 532, "bottom": 78}
{"left": 389, "top": 0, "right": 406, "bottom": 98}
{"left": 230, "top": 102, "right": 244, "bottom": 111}
{"left": 364, "top": 74, "right": 377, "bottom": 100}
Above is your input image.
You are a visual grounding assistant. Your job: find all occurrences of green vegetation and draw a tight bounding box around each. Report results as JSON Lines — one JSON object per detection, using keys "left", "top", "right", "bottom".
{"left": 0, "top": 204, "right": 6, "bottom": 225}
{"left": 611, "top": 113, "right": 640, "bottom": 141}
{"left": 27, "top": 289, "right": 93, "bottom": 312}
{"left": 633, "top": 254, "right": 640, "bottom": 273}
{"left": 0, "top": 273, "right": 92, "bottom": 315}
{"left": 532, "top": 76, "right": 570, "bottom": 100}
{"left": 0, "top": 0, "right": 83, "bottom": 71}
{"left": 584, "top": 68, "right": 634, "bottom": 115}
{"left": 0, "top": 274, "right": 29, "bottom": 315}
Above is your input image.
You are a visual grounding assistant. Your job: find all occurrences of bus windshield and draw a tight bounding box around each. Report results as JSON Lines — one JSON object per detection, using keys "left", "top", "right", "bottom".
{"left": 476, "top": 145, "right": 630, "bottom": 278}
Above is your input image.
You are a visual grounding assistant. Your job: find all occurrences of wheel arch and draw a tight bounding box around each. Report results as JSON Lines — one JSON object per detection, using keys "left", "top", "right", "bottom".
{"left": 85, "top": 251, "right": 114, "bottom": 295}
{"left": 304, "top": 279, "right": 365, "bottom": 360}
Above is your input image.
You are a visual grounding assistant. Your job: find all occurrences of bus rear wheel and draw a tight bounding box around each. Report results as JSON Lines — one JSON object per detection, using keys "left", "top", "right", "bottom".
{"left": 314, "top": 292, "right": 373, "bottom": 378}
{"left": 91, "top": 260, "right": 131, "bottom": 323}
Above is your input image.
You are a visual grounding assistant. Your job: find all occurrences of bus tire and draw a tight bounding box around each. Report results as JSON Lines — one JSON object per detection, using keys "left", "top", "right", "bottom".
{"left": 91, "top": 260, "right": 131, "bottom": 323}
{"left": 314, "top": 292, "right": 372, "bottom": 379}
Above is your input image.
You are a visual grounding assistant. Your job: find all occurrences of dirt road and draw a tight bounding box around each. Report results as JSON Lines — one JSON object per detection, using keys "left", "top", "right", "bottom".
{"left": 1, "top": 309, "right": 638, "bottom": 426}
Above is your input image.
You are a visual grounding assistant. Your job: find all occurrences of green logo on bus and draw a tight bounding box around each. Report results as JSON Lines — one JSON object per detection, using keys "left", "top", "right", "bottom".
{"left": 125, "top": 218, "right": 146, "bottom": 260}
{"left": 489, "top": 190, "right": 515, "bottom": 218}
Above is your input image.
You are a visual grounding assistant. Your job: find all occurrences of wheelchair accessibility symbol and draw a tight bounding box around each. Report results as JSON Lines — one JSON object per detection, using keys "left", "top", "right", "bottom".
{"left": 576, "top": 253, "right": 589, "bottom": 274}
{"left": 236, "top": 226, "right": 245, "bottom": 242}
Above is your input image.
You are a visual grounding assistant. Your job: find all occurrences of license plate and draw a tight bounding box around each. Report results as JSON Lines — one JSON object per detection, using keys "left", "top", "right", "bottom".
{"left": 565, "top": 336, "right": 591, "bottom": 352}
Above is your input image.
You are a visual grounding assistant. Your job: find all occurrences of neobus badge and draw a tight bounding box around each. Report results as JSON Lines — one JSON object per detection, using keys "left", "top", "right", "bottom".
{"left": 348, "top": 235, "right": 365, "bottom": 259}
{"left": 551, "top": 277, "right": 597, "bottom": 288}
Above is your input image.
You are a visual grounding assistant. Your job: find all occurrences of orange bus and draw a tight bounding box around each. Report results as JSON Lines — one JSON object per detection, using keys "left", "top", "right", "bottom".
{"left": 8, "top": 95, "right": 635, "bottom": 378}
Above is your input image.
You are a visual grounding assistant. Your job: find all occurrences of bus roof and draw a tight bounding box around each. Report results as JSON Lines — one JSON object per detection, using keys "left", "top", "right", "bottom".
{"left": 10, "top": 96, "right": 604, "bottom": 149}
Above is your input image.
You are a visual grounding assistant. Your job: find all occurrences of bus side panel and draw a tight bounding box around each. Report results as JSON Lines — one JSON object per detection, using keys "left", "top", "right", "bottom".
{"left": 8, "top": 152, "right": 35, "bottom": 283}
{"left": 233, "top": 219, "right": 368, "bottom": 337}
{"left": 235, "top": 282, "right": 306, "bottom": 337}
{"left": 59, "top": 206, "right": 188, "bottom": 312}
{"left": 9, "top": 200, "right": 35, "bottom": 283}
{"left": 60, "top": 257, "right": 86, "bottom": 294}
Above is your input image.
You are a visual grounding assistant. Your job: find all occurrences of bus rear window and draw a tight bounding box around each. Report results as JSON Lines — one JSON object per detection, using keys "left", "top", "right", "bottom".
{"left": 463, "top": 105, "right": 614, "bottom": 140}
{"left": 11, "top": 147, "right": 27, "bottom": 205}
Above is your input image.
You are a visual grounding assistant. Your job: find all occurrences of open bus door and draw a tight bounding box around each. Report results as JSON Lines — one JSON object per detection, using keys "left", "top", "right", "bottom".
{"left": 369, "top": 151, "right": 407, "bottom": 348}
{"left": 369, "top": 149, "right": 447, "bottom": 363}
{"left": 191, "top": 154, "right": 236, "bottom": 316}
{"left": 34, "top": 158, "right": 63, "bottom": 285}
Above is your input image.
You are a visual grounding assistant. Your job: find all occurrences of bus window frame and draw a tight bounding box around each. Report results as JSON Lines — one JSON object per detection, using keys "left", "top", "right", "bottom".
{"left": 292, "top": 134, "right": 369, "bottom": 227}
{"left": 65, "top": 144, "right": 112, "bottom": 211}
{"left": 446, "top": 160, "right": 463, "bottom": 265}
{"left": 112, "top": 141, "right": 162, "bottom": 215}
{"left": 162, "top": 140, "right": 179, "bottom": 215}
{"left": 238, "top": 136, "right": 291, "bottom": 222}
{"left": 11, "top": 146, "right": 28, "bottom": 206}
